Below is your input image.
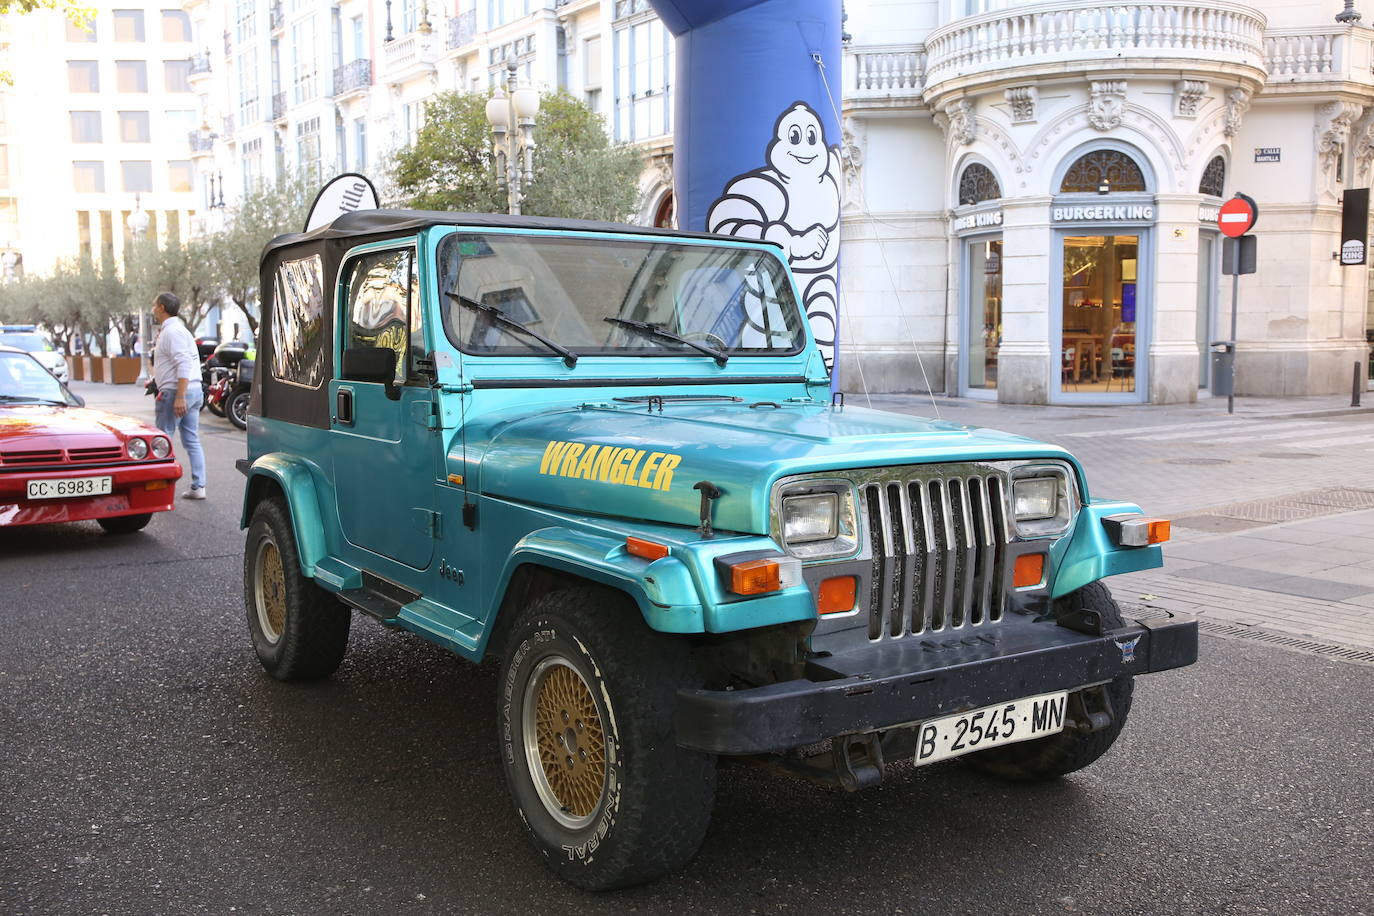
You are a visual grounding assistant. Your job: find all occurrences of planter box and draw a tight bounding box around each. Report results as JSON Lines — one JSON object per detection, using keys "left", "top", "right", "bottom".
{"left": 82, "top": 356, "right": 104, "bottom": 383}
{"left": 69, "top": 356, "right": 84, "bottom": 381}
{"left": 105, "top": 357, "right": 141, "bottom": 384}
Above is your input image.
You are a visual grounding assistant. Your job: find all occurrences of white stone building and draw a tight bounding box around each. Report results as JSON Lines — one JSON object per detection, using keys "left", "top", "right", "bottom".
{"left": 0, "top": 2, "right": 200, "bottom": 276}
{"left": 840, "top": 0, "right": 1374, "bottom": 402}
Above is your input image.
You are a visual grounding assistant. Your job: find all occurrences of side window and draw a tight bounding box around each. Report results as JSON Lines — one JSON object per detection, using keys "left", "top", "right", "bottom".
{"left": 343, "top": 248, "right": 423, "bottom": 383}
{"left": 270, "top": 254, "right": 326, "bottom": 388}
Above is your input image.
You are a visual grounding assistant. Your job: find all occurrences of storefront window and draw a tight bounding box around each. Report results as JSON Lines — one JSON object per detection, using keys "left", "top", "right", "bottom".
{"left": 967, "top": 238, "right": 1002, "bottom": 390}
{"left": 1061, "top": 235, "right": 1137, "bottom": 393}
{"left": 1197, "top": 234, "right": 1218, "bottom": 387}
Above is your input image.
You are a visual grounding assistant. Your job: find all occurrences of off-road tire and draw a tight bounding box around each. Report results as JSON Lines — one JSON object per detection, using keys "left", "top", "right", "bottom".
{"left": 228, "top": 390, "right": 250, "bottom": 430}
{"left": 498, "top": 587, "right": 717, "bottom": 890}
{"left": 963, "top": 581, "right": 1135, "bottom": 782}
{"left": 97, "top": 513, "right": 152, "bottom": 534}
{"left": 244, "top": 497, "right": 350, "bottom": 680}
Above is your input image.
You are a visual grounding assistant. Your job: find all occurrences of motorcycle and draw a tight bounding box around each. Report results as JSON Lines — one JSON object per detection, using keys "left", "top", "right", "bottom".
{"left": 227, "top": 359, "right": 253, "bottom": 431}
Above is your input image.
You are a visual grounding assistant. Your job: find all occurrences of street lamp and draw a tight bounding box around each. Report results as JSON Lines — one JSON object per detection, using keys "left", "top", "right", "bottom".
{"left": 485, "top": 59, "right": 540, "bottom": 215}
{"left": 127, "top": 195, "right": 152, "bottom": 384}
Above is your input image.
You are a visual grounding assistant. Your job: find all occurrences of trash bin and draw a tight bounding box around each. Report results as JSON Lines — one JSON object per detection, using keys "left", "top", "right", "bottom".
{"left": 1210, "top": 341, "right": 1234, "bottom": 396}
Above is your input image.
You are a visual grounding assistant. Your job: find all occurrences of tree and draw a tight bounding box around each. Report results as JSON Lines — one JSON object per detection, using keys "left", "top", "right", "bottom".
{"left": 387, "top": 90, "right": 644, "bottom": 221}
{"left": 204, "top": 174, "right": 313, "bottom": 336}
{"left": 124, "top": 235, "right": 216, "bottom": 336}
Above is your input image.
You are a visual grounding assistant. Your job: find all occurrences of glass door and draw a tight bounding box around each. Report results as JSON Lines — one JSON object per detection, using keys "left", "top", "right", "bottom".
{"left": 1060, "top": 234, "right": 1138, "bottom": 395}
{"left": 965, "top": 236, "right": 1003, "bottom": 394}
{"left": 1197, "top": 233, "right": 1219, "bottom": 388}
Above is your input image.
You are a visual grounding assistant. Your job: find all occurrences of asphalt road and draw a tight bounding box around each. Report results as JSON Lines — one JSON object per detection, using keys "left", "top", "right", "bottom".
{"left": 3, "top": 405, "right": 1373, "bottom": 915}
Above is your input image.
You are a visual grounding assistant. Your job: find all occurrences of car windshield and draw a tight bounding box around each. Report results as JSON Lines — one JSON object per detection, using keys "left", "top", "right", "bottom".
{"left": 0, "top": 352, "right": 70, "bottom": 403}
{"left": 438, "top": 234, "right": 806, "bottom": 359}
{"left": 0, "top": 332, "right": 54, "bottom": 352}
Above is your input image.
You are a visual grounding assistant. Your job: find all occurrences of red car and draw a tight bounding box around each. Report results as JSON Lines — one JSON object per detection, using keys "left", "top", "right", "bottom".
{"left": 0, "top": 345, "right": 181, "bottom": 532}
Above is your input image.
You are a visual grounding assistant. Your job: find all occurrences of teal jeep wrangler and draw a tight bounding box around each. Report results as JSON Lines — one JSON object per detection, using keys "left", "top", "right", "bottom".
{"left": 238, "top": 209, "right": 1196, "bottom": 890}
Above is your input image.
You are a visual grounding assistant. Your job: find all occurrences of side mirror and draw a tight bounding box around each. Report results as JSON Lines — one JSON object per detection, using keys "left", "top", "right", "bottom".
{"left": 342, "top": 347, "right": 401, "bottom": 400}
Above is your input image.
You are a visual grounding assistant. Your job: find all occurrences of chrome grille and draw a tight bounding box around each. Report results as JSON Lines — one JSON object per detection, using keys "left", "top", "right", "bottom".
{"left": 862, "top": 471, "right": 1009, "bottom": 640}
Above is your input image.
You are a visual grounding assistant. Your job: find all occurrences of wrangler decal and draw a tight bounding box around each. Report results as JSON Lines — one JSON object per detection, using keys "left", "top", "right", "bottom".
{"left": 538, "top": 440, "right": 682, "bottom": 491}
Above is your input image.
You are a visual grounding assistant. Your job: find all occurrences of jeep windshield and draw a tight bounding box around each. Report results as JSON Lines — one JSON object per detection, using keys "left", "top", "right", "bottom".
{"left": 438, "top": 233, "right": 806, "bottom": 359}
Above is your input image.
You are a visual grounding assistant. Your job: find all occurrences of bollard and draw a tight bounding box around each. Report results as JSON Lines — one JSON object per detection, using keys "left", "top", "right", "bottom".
{"left": 1356, "top": 362, "right": 1364, "bottom": 408}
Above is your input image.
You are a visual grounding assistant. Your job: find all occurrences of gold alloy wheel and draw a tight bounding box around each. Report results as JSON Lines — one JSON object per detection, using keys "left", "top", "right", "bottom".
{"left": 522, "top": 656, "right": 608, "bottom": 830}
{"left": 254, "top": 537, "right": 287, "bottom": 643}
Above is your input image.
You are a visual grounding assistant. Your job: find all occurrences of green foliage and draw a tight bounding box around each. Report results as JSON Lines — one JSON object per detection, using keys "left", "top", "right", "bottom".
{"left": 388, "top": 90, "right": 644, "bottom": 221}
{"left": 205, "top": 173, "right": 313, "bottom": 333}
{"left": 124, "top": 235, "right": 216, "bottom": 337}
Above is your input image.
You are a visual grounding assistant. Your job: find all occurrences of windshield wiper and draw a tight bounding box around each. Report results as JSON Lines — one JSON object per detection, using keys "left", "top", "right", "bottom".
{"left": 603, "top": 317, "right": 728, "bottom": 366}
{"left": 0, "top": 395, "right": 66, "bottom": 406}
{"left": 446, "top": 291, "right": 578, "bottom": 368}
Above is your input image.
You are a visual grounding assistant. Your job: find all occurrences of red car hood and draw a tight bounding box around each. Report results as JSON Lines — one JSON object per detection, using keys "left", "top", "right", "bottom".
{"left": 0, "top": 404, "right": 159, "bottom": 450}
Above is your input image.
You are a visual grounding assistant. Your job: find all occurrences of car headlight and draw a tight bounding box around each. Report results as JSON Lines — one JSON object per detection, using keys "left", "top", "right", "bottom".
{"left": 127, "top": 437, "right": 148, "bottom": 460}
{"left": 1010, "top": 465, "right": 1075, "bottom": 538}
{"left": 150, "top": 436, "right": 171, "bottom": 459}
{"left": 775, "top": 481, "right": 859, "bottom": 560}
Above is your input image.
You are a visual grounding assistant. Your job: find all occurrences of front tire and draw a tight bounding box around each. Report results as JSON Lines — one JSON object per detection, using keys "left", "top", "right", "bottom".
{"left": 963, "top": 581, "right": 1135, "bottom": 782}
{"left": 498, "top": 587, "right": 717, "bottom": 890}
{"left": 243, "top": 497, "right": 350, "bottom": 680}
{"left": 97, "top": 513, "right": 152, "bottom": 535}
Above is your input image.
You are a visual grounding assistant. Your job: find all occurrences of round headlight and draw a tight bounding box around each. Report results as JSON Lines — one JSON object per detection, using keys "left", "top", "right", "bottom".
{"left": 150, "top": 436, "right": 171, "bottom": 459}
{"left": 126, "top": 437, "right": 148, "bottom": 460}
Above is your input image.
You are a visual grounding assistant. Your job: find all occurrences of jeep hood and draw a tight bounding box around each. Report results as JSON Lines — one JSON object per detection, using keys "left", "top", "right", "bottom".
{"left": 472, "top": 402, "right": 1080, "bottom": 537}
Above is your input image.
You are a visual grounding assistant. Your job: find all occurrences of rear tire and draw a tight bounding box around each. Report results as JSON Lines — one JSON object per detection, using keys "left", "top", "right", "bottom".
{"left": 498, "top": 587, "right": 717, "bottom": 890}
{"left": 243, "top": 497, "right": 350, "bottom": 680}
{"left": 97, "top": 513, "right": 152, "bottom": 535}
{"left": 206, "top": 396, "right": 226, "bottom": 417}
{"left": 962, "top": 581, "right": 1135, "bottom": 782}
{"left": 228, "top": 390, "right": 250, "bottom": 430}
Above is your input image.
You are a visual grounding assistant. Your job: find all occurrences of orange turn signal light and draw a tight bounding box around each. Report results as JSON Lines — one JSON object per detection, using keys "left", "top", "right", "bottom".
{"left": 817, "top": 576, "right": 857, "bottom": 614}
{"left": 625, "top": 537, "right": 670, "bottom": 561}
{"left": 1013, "top": 553, "right": 1045, "bottom": 588}
{"left": 1146, "top": 519, "right": 1171, "bottom": 544}
{"left": 144, "top": 480, "right": 169, "bottom": 491}
{"left": 730, "top": 558, "right": 782, "bottom": 595}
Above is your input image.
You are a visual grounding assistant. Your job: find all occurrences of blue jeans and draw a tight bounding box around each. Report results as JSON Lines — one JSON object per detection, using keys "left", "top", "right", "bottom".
{"left": 155, "top": 387, "right": 206, "bottom": 490}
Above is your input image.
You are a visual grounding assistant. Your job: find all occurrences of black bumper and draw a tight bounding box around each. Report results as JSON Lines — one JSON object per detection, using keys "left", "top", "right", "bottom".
{"left": 674, "top": 613, "right": 1197, "bottom": 755}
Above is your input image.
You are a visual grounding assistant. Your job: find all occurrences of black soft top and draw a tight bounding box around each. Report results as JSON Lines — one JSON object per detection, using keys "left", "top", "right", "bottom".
{"left": 262, "top": 208, "right": 754, "bottom": 261}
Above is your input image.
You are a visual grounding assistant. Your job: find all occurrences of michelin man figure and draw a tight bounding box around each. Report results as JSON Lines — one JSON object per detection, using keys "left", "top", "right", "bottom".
{"left": 707, "top": 101, "right": 841, "bottom": 368}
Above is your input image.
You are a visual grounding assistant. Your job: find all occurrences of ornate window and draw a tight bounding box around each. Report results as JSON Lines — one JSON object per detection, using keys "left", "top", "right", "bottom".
{"left": 958, "top": 163, "right": 1002, "bottom": 205}
{"left": 1059, "top": 150, "right": 1146, "bottom": 193}
{"left": 1199, "top": 155, "right": 1225, "bottom": 198}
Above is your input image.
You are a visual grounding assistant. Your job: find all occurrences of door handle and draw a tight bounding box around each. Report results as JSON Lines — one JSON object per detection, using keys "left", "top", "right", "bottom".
{"left": 336, "top": 388, "right": 354, "bottom": 425}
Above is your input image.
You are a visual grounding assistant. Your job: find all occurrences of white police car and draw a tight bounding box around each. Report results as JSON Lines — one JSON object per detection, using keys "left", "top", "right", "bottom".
{"left": 0, "top": 325, "right": 68, "bottom": 383}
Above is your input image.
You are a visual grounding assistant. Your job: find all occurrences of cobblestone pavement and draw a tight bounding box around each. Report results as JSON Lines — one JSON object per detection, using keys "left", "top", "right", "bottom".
{"left": 869, "top": 390, "right": 1374, "bottom": 656}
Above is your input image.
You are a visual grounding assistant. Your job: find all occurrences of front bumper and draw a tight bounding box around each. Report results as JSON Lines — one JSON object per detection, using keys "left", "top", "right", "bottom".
{"left": 674, "top": 612, "right": 1197, "bottom": 755}
{"left": 0, "top": 461, "right": 182, "bottom": 526}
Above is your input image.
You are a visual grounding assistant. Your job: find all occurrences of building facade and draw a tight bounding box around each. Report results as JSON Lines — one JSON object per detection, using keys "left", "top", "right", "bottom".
{"left": 0, "top": 2, "right": 200, "bottom": 277}
{"left": 840, "top": 0, "right": 1374, "bottom": 403}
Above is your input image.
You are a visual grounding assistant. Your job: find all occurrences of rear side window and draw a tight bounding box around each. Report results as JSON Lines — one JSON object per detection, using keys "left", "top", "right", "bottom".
{"left": 343, "top": 248, "right": 422, "bottom": 384}
{"left": 270, "top": 254, "right": 326, "bottom": 388}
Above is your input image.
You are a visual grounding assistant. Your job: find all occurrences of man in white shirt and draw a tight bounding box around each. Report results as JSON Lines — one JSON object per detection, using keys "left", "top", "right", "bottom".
{"left": 152, "top": 292, "right": 207, "bottom": 499}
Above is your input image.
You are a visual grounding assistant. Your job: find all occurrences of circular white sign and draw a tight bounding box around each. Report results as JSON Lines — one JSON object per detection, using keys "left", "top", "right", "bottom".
{"left": 304, "top": 173, "right": 380, "bottom": 232}
{"left": 1341, "top": 238, "right": 1365, "bottom": 265}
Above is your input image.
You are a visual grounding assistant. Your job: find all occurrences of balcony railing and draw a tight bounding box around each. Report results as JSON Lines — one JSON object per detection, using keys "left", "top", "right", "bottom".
{"left": 187, "top": 130, "right": 214, "bottom": 153}
{"left": 849, "top": 44, "right": 925, "bottom": 100}
{"left": 188, "top": 51, "right": 211, "bottom": 75}
{"left": 1264, "top": 26, "right": 1374, "bottom": 87}
{"left": 333, "top": 58, "right": 372, "bottom": 95}
{"left": 382, "top": 31, "right": 439, "bottom": 82}
{"left": 272, "top": 91, "right": 287, "bottom": 121}
{"left": 269, "top": 1, "right": 283, "bottom": 31}
{"left": 924, "top": 0, "right": 1266, "bottom": 91}
{"left": 448, "top": 9, "right": 476, "bottom": 50}
{"left": 221, "top": 114, "right": 235, "bottom": 136}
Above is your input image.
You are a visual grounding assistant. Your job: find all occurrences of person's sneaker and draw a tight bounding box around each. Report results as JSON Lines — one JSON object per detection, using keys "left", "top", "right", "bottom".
{"left": 183, "top": 486, "right": 207, "bottom": 500}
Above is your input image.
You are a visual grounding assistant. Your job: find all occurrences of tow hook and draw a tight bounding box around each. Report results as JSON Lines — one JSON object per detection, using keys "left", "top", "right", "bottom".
{"left": 1066, "top": 685, "right": 1115, "bottom": 733}
{"left": 831, "top": 733, "right": 885, "bottom": 791}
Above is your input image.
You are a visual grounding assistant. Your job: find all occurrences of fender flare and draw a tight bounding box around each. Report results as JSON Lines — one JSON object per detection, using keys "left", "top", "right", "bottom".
{"left": 1052, "top": 499, "right": 1165, "bottom": 599}
{"left": 240, "top": 453, "right": 330, "bottom": 577}
{"left": 488, "top": 527, "right": 707, "bottom": 637}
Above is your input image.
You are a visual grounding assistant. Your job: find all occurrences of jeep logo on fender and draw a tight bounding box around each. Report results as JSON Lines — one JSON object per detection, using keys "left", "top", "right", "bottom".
{"left": 539, "top": 440, "right": 682, "bottom": 492}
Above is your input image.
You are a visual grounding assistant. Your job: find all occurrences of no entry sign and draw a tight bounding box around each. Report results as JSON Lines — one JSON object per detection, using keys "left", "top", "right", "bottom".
{"left": 1218, "top": 193, "right": 1258, "bottom": 238}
